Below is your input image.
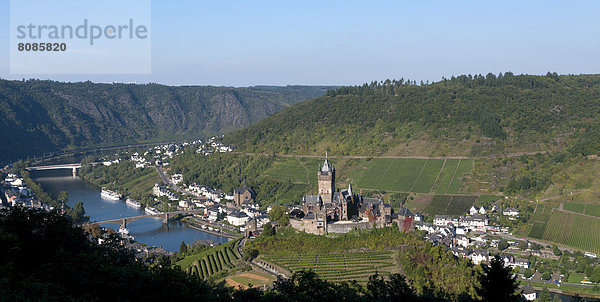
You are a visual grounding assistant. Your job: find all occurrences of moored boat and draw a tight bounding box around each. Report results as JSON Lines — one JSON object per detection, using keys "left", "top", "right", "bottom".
{"left": 125, "top": 198, "right": 142, "bottom": 209}
{"left": 100, "top": 188, "right": 122, "bottom": 201}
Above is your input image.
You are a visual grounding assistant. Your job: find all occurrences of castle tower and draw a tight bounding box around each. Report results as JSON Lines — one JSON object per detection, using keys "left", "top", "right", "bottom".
{"left": 341, "top": 182, "right": 354, "bottom": 220}
{"left": 317, "top": 153, "right": 335, "bottom": 202}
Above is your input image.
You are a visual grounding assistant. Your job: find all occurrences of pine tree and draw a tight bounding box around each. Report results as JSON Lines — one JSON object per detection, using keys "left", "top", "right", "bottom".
{"left": 476, "top": 255, "right": 522, "bottom": 302}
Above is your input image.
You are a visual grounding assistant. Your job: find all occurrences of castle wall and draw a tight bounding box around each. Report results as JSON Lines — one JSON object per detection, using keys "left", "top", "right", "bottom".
{"left": 290, "top": 218, "right": 326, "bottom": 235}
{"left": 327, "top": 221, "right": 372, "bottom": 233}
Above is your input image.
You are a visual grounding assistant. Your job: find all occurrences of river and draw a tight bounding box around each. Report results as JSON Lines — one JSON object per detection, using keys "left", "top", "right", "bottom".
{"left": 31, "top": 169, "right": 229, "bottom": 252}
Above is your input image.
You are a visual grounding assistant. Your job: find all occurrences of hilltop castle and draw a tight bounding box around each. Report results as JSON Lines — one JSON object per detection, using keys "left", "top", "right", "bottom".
{"left": 290, "top": 155, "right": 414, "bottom": 235}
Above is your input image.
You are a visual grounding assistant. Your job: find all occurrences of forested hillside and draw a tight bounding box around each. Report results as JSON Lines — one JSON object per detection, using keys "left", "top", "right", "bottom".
{"left": 225, "top": 73, "right": 600, "bottom": 157}
{"left": 0, "top": 79, "right": 333, "bottom": 163}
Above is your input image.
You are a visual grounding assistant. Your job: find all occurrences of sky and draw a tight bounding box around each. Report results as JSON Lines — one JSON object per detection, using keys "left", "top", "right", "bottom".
{"left": 0, "top": 0, "right": 599, "bottom": 86}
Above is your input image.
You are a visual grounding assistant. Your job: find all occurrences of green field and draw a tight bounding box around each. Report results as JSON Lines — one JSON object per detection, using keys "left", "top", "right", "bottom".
{"left": 528, "top": 204, "right": 553, "bottom": 239}
{"left": 475, "top": 194, "right": 503, "bottom": 206}
{"left": 262, "top": 251, "right": 396, "bottom": 283}
{"left": 553, "top": 203, "right": 600, "bottom": 218}
{"left": 585, "top": 204, "right": 600, "bottom": 217}
{"left": 227, "top": 271, "right": 276, "bottom": 287}
{"left": 528, "top": 222, "right": 547, "bottom": 239}
{"left": 410, "top": 159, "right": 445, "bottom": 193}
{"left": 534, "top": 210, "right": 600, "bottom": 254}
{"left": 564, "top": 203, "right": 586, "bottom": 214}
{"left": 263, "top": 156, "right": 474, "bottom": 196}
{"left": 423, "top": 195, "right": 477, "bottom": 215}
{"left": 446, "top": 159, "right": 473, "bottom": 194}
{"left": 432, "top": 159, "right": 459, "bottom": 194}
{"left": 177, "top": 239, "right": 242, "bottom": 280}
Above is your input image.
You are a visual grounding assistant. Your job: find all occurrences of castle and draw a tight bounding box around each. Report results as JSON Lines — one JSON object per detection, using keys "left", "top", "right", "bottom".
{"left": 290, "top": 155, "right": 414, "bottom": 235}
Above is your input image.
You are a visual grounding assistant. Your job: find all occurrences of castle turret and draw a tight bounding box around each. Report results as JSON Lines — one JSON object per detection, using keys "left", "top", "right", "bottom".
{"left": 317, "top": 154, "right": 335, "bottom": 202}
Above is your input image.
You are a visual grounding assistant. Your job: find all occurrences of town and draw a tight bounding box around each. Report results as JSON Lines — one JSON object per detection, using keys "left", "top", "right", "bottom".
{"left": 4, "top": 136, "right": 600, "bottom": 301}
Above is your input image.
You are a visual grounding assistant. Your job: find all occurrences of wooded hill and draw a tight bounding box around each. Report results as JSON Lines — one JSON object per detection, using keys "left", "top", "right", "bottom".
{"left": 0, "top": 79, "right": 333, "bottom": 163}
{"left": 225, "top": 73, "right": 600, "bottom": 157}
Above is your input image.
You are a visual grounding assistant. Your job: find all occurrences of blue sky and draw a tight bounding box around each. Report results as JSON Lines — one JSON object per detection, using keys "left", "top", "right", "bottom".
{"left": 1, "top": 0, "right": 599, "bottom": 86}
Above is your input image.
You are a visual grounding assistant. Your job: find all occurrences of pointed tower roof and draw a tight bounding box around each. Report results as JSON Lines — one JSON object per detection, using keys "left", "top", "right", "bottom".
{"left": 347, "top": 183, "right": 353, "bottom": 196}
{"left": 320, "top": 151, "right": 332, "bottom": 172}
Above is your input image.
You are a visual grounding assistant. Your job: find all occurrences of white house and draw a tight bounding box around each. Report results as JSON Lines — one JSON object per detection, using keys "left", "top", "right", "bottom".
{"left": 455, "top": 226, "right": 469, "bottom": 235}
{"left": 469, "top": 249, "right": 489, "bottom": 265}
{"left": 226, "top": 211, "right": 249, "bottom": 226}
{"left": 478, "top": 207, "right": 488, "bottom": 215}
{"left": 456, "top": 235, "right": 470, "bottom": 248}
{"left": 434, "top": 215, "right": 459, "bottom": 226}
{"left": 503, "top": 207, "right": 520, "bottom": 216}
{"left": 522, "top": 286, "right": 536, "bottom": 301}
{"left": 179, "top": 199, "right": 193, "bottom": 209}
{"left": 460, "top": 215, "right": 488, "bottom": 228}
{"left": 171, "top": 174, "right": 183, "bottom": 184}
{"left": 413, "top": 212, "right": 424, "bottom": 222}
{"left": 469, "top": 206, "right": 479, "bottom": 215}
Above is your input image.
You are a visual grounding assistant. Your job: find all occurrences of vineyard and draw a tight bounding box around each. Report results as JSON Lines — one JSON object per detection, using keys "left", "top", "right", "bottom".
{"left": 423, "top": 195, "right": 477, "bottom": 215}
{"left": 531, "top": 209, "right": 600, "bottom": 254}
{"left": 263, "top": 156, "right": 474, "bottom": 195}
{"left": 562, "top": 203, "right": 600, "bottom": 218}
{"left": 261, "top": 251, "right": 397, "bottom": 283}
{"left": 178, "top": 239, "right": 243, "bottom": 280}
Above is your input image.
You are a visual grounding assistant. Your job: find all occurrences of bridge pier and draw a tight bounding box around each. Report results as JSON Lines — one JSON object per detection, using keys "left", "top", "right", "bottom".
{"left": 163, "top": 212, "right": 169, "bottom": 224}
{"left": 121, "top": 218, "right": 127, "bottom": 229}
{"left": 72, "top": 167, "right": 78, "bottom": 177}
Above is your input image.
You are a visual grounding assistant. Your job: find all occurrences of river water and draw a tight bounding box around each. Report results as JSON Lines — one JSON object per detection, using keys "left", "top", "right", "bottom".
{"left": 31, "top": 170, "right": 229, "bottom": 252}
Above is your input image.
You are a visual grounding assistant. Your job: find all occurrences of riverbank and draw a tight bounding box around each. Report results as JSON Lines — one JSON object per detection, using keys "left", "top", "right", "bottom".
{"left": 187, "top": 221, "right": 240, "bottom": 239}
{"left": 520, "top": 280, "right": 600, "bottom": 300}
{"left": 30, "top": 169, "right": 230, "bottom": 251}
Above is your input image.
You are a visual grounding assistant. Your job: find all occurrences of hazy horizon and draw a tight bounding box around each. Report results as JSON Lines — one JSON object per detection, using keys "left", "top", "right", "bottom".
{"left": 1, "top": 0, "right": 599, "bottom": 86}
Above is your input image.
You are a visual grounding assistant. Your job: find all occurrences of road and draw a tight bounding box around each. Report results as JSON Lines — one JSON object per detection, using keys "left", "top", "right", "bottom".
{"left": 494, "top": 232, "right": 579, "bottom": 254}
{"left": 234, "top": 150, "right": 549, "bottom": 160}
{"left": 155, "top": 165, "right": 192, "bottom": 196}
{"left": 29, "top": 140, "right": 179, "bottom": 165}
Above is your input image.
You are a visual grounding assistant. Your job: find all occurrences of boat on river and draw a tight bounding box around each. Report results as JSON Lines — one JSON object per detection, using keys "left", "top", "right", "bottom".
{"left": 125, "top": 198, "right": 142, "bottom": 209}
{"left": 101, "top": 188, "right": 122, "bottom": 201}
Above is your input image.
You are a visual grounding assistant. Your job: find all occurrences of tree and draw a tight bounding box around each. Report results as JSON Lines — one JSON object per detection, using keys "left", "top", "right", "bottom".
{"left": 243, "top": 248, "right": 259, "bottom": 261}
{"left": 57, "top": 191, "right": 69, "bottom": 203}
{"left": 518, "top": 240, "right": 528, "bottom": 250}
{"left": 268, "top": 205, "right": 289, "bottom": 226}
{"left": 523, "top": 269, "right": 533, "bottom": 278}
{"left": 65, "top": 201, "right": 89, "bottom": 224}
{"left": 262, "top": 222, "right": 275, "bottom": 236}
{"left": 365, "top": 273, "right": 415, "bottom": 301}
{"left": 498, "top": 239, "right": 509, "bottom": 250}
{"left": 476, "top": 256, "right": 522, "bottom": 302}
{"left": 552, "top": 245, "right": 562, "bottom": 256}
{"left": 268, "top": 270, "right": 354, "bottom": 301}
{"left": 542, "top": 271, "right": 551, "bottom": 280}
{"left": 538, "top": 287, "right": 552, "bottom": 302}
{"left": 0, "top": 207, "right": 218, "bottom": 301}
{"left": 179, "top": 241, "right": 188, "bottom": 255}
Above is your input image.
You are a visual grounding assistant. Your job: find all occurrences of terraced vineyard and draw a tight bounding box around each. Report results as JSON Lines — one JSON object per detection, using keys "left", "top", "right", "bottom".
{"left": 528, "top": 207, "right": 600, "bottom": 254}
{"left": 178, "top": 239, "right": 242, "bottom": 280}
{"left": 262, "top": 251, "right": 397, "bottom": 283}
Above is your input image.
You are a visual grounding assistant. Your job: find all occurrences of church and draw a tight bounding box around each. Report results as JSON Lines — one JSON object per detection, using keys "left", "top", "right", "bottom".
{"left": 290, "top": 155, "right": 414, "bottom": 235}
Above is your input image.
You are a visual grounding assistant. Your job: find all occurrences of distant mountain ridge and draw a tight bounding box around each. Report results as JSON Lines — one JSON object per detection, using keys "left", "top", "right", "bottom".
{"left": 225, "top": 73, "right": 600, "bottom": 157}
{"left": 0, "top": 79, "right": 334, "bottom": 163}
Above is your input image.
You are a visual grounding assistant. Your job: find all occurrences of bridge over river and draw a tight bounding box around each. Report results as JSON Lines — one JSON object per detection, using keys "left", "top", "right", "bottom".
{"left": 92, "top": 209, "right": 204, "bottom": 228}
{"left": 26, "top": 163, "right": 83, "bottom": 176}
